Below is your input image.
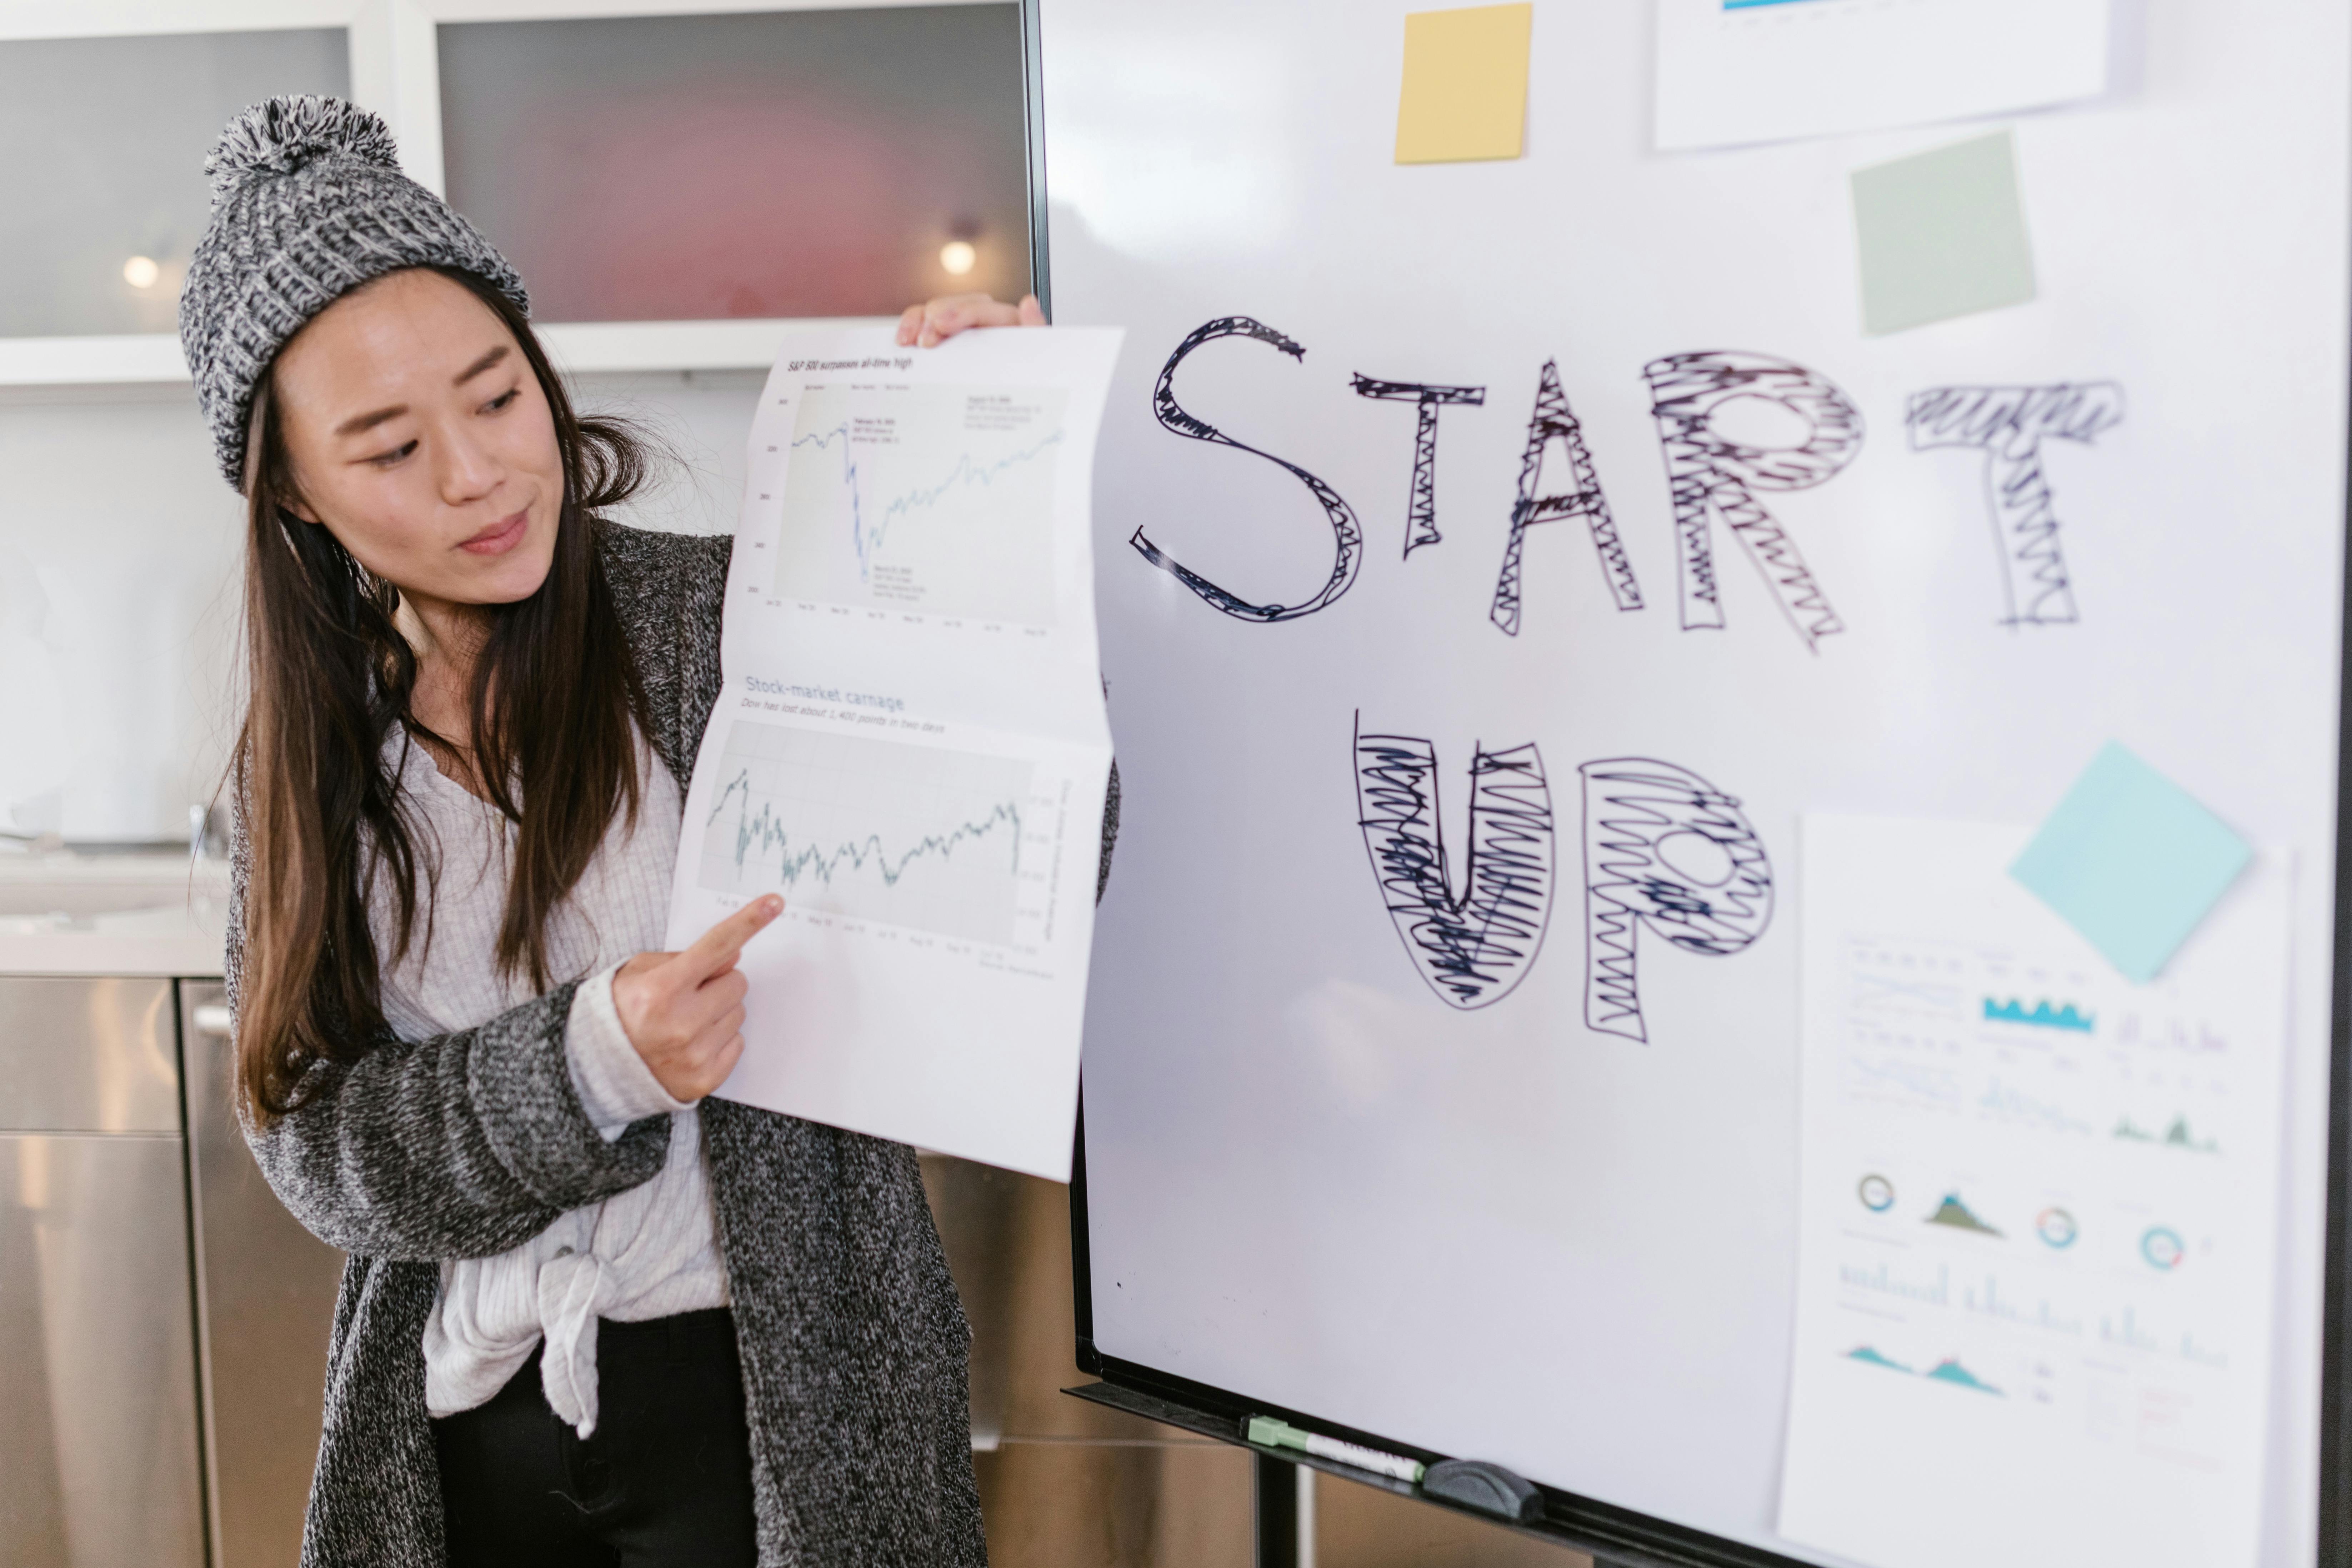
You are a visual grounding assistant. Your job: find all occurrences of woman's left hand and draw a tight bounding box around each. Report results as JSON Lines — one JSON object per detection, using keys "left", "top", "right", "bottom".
{"left": 896, "top": 292, "right": 1046, "bottom": 348}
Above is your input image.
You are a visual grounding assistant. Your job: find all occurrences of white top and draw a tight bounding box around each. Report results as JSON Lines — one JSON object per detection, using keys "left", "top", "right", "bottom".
{"left": 368, "top": 731, "right": 727, "bottom": 1438}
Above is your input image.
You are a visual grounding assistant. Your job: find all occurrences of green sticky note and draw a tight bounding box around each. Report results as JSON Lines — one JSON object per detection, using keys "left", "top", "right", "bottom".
{"left": 1851, "top": 130, "right": 2036, "bottom": 336}
{"left": 1395, "top": 3, "right": 1531, "bottom": 165}
{"left": 2010, "top": 743, "right": 2252, "bottom": 984}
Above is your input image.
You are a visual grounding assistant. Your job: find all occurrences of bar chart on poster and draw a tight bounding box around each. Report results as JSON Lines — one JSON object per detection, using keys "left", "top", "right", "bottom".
{"left": 1044, "top": 2, "right": 2348, "bottom": 1566}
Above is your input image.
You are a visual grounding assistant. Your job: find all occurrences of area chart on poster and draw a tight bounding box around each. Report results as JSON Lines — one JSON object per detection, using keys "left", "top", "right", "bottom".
{"left": 698, "top": 721, "right": 1039, "bottom": 948}
{"left": 771, "top": 381, "right": 1069, "bottom": 626}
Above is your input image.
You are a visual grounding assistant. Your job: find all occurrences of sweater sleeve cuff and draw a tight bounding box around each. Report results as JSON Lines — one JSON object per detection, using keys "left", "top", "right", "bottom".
{"left": 566, "top": 965, "right": 692, "bottom": 1139}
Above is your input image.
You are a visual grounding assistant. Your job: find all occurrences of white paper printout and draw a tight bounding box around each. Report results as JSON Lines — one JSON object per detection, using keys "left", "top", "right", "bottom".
{"left": 667, "top": 326, "right": 1122, "bottom": 1181}
{"left": 1777, "top": 815, "right": 2286, "bottom": 1568}
{"left": 1654, "top": 0, "right": 2110, "bottom": 152}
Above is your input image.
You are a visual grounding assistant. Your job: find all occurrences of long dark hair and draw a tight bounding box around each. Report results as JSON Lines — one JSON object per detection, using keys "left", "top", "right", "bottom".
{"left": 235, "top": 265, "right": 652, "bottom": 1122}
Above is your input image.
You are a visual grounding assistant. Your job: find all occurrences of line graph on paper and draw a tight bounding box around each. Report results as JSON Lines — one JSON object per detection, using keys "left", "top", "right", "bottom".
{"left": 772, "top": 382, "right": 1068, "bottom": 625}
{"left": 696, "top": 721, "right": 1040, "bottom": 946}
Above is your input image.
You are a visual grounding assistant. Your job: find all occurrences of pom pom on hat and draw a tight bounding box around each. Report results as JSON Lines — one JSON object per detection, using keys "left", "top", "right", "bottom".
{"left": 203, "top": 95, "right": 401, "bottom": 207}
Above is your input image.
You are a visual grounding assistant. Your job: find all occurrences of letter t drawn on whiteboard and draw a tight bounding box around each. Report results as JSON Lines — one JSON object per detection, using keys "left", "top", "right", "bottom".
{"left": 1350, "top": 373, "right": 1485, "bottom": 557}
{"left": 1906, "top": 382, "right": 2125, "bottom": 627}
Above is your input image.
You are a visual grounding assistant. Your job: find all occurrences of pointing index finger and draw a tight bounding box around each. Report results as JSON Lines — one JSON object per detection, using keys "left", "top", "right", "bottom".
{"left": 682, "top": 896, "right": 783, "bottom": 978}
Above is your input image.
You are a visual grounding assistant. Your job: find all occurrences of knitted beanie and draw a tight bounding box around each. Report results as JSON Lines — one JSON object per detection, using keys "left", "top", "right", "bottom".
{"left": 179, "top": 95, "right": 530, "bottom": 491}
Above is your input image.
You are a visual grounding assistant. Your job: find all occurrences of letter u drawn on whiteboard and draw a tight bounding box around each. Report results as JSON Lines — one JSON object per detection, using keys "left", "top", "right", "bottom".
{"left": 1355, "top": 715, "right": 1555, "bottom": 1008}
{"left": 1581, "top": 758, "right": 1773, "bottom": 1042}
{"left": 1132, "top": 317, "right": 1364, "bottom": 622}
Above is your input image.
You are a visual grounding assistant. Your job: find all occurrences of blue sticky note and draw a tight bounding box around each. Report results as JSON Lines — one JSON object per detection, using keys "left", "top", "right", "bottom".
{"left": 2010, "top": 743, "right": 2252, "bottom": 983}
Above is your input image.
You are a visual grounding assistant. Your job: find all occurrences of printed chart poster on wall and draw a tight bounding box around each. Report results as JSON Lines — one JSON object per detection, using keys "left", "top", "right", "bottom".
{"left": 1652, "top": 0, "right": 2113, "bottom": 151}
{"left": 1782, "top": 817, "right": 2290, "bottom": 1568}
{"left": 1044, "top": 3, "right": 2350, "bottom": 1566}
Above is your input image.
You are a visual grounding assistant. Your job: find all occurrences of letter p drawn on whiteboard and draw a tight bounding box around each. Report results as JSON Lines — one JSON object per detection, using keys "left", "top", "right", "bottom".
{"left": 1581, "top": 758, "right": 1774, "bottom": 1043}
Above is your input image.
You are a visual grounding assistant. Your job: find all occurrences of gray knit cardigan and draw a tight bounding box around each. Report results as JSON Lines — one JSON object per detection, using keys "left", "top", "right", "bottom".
{"left": 227, "top": 523, "right": 1099, "bottom": 1567}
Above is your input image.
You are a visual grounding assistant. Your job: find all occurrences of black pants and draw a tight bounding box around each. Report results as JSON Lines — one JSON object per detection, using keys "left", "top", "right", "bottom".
{"left": 434, "top": 1308, "right": 758, "bottom": 1568}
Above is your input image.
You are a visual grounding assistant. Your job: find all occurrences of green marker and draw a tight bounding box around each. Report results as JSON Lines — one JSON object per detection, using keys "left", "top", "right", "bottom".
{"left": 1246, "top": 1416, "right": 1426, "bottom": 1484}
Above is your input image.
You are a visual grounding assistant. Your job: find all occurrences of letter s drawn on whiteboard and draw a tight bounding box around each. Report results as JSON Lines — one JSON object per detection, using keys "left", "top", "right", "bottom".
{"left": 1581, "top": 758, "right": 1773, "bottom": 1042}
{"left": 1355, "top": 715, "right": 1555, "bottom": 1009}
{"left": 1906, "top": 382, "right": 2125, "bottom": 627}
{"left": 1643, "top": 351, "right": 1863, "bottom": 651}
{"left": 1131, "top": 317, "right": 1365, "bottom": 622}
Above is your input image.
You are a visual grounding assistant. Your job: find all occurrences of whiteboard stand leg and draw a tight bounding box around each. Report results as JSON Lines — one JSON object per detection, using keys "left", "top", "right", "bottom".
{"left": 1297, "top": 1459, "right": 1317, "bottom": 1568}
{"left": 1254, "top": 1452, "right": 1300, "bottom": 1568}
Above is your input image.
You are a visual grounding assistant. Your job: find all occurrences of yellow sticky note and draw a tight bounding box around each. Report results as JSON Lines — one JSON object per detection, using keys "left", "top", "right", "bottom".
{"left": 1395, "top": 3, "right": 1532, "bottom": 165}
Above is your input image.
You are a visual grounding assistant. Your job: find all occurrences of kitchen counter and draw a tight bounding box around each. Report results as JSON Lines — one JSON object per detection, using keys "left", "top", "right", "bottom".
{"left": 0, "top": 851, "right": 229, "bottom": 977}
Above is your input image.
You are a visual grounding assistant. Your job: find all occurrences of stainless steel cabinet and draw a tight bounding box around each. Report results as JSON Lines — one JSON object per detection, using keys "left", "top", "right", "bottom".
{"left": 0, "top": 977, "right": 204, "bottom": 1568}
{"left": 0, "top": 976, "right": 344, "bottom": 1568}
{"left": 181, "top": 983, "right": 346, "bottom": 1568}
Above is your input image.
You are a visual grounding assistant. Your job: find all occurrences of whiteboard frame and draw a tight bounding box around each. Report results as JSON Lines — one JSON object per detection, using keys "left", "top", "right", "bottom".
{"left": 2321, "top": 571, "right": 2352, "bottom": 1563}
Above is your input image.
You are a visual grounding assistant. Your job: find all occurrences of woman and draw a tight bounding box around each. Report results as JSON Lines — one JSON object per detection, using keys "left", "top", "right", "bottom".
{"left": 185, "top": 96, "right": 1069, "bottom": 1567}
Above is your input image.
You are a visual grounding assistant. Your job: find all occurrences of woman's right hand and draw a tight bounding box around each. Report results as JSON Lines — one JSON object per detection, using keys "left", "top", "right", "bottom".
{"left": 611, "top": 896, "right": 784, "bottom": 1101}
{"left": 895, "top": 291, "right": 1046, "bottom": 347}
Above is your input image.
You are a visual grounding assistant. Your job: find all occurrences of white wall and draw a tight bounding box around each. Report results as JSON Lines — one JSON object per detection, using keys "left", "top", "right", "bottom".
{"left": 0, "top": 367, "right": 754, "bottom": 843}
{"left": 571, "top": 367, "right": 761, "bottom": 541}
{"left": 0, "top": 387, "right": 242, "bottom": 841}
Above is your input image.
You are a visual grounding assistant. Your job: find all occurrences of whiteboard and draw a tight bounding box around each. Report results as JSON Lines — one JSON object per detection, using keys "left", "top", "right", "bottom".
{"left": 1045, "top": 2, "right": 2348, "bottom": 1564}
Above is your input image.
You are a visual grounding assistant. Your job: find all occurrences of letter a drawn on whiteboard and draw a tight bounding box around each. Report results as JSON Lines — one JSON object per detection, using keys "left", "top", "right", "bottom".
{"left": 1492, "top": 359, "right": 1642, "bottom": 636}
